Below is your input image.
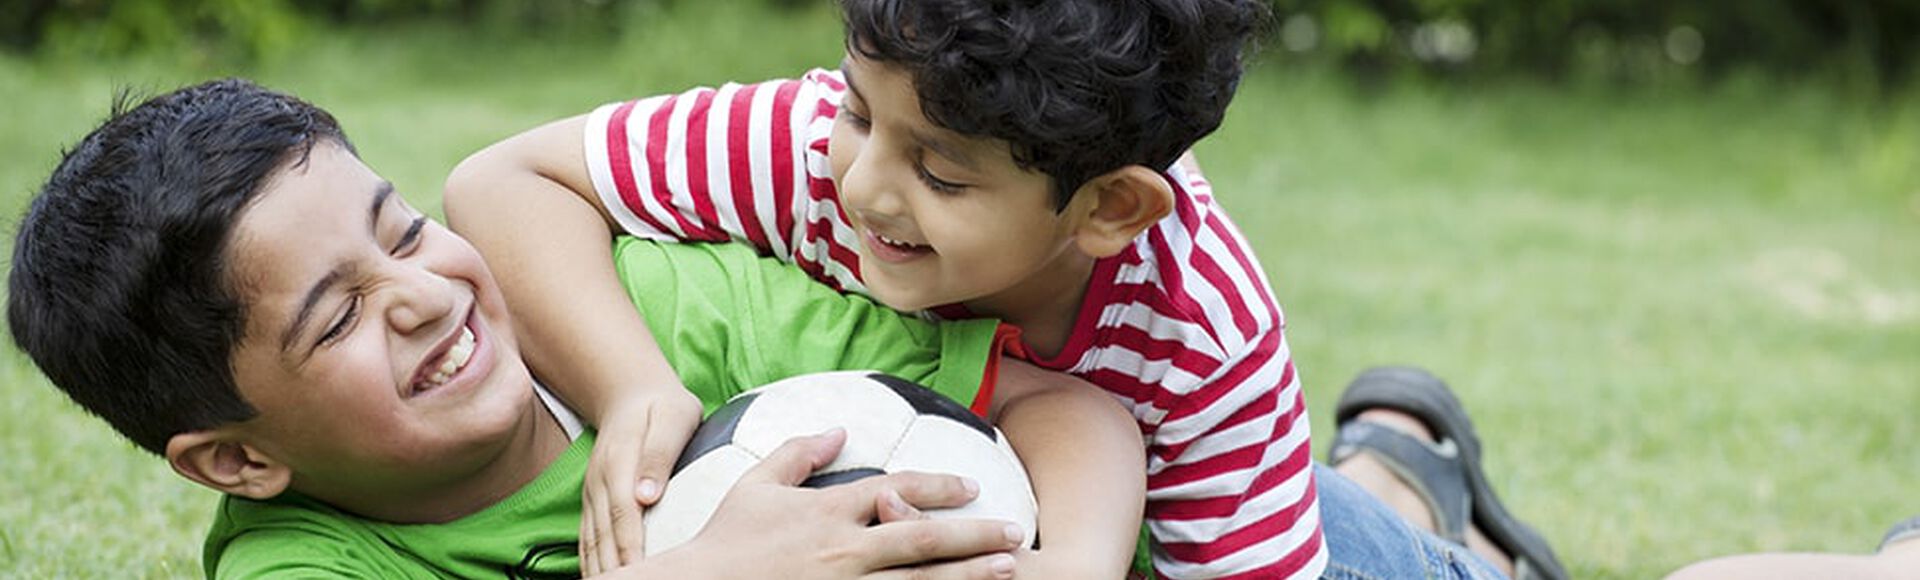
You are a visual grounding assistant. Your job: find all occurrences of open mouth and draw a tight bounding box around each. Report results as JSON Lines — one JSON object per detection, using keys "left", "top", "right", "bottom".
{"left": 864, "top": 228, "right": 933, "bottom": 262}
{"left": 410, "top": 310, "right": 480, "bottom": 397}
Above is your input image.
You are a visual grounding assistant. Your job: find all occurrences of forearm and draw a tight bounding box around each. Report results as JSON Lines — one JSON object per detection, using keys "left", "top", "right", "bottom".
{"left": 444, "top": 118, "right": 682, "bottom": 418}
{"left": 991, "top": 361, "right": 1144, "bottom": 578}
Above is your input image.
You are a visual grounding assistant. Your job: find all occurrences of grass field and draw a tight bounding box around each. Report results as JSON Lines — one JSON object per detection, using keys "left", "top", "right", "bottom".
{"left": 2, "top": 4, "right": 1916, "bottom": 578}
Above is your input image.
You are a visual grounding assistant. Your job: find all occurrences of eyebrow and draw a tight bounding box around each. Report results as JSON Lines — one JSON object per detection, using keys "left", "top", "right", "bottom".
{"left": 278, "top": 181, "right": 393, "bottom": 353}
{"left": 368, "top": 180, "right": 395, "bottom": 231}
{"left": 839, "top": 58, "right": 979, "bottom": 171}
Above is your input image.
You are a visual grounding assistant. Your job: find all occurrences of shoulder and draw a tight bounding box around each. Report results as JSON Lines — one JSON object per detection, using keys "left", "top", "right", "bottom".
{"left": 1113, "top": 168, "right": 1284, "bottom": 354}
{"left": 204, "top": 495, "right": 398, "bottom": 578}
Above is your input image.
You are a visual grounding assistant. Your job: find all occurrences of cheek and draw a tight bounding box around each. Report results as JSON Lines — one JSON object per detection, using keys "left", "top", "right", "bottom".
{"left": 320, "top": 339, "right": 398, "bottom": 395}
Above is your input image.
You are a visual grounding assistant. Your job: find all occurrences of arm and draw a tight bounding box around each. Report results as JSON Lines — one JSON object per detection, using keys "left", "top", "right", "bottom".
{"left": 447, "top": 114, "right": 674, "bottom": 419}
{"left": 447, "top": 74, "right": 844, "bottom": 569}
{"left": 988, "top": 360, "right": 1146, "bottom": 578}
{"left": 445, "top": 115, "right": 702, "bottom": 575}
{"left": 446, "top": 76, "right": 825, "bottom": 414}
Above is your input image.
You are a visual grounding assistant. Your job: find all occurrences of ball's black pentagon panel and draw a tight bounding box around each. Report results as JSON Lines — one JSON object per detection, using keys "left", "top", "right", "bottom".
{"left": 673, "top": 392, "right": 760, "bottom": 473}
{"left": 866, "top": 372, "right": 995, "bottom": 441}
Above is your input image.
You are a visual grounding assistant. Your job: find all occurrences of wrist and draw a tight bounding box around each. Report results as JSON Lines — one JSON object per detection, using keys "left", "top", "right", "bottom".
{"left": 592, "top": 381, "right": 692, "bottom": 424}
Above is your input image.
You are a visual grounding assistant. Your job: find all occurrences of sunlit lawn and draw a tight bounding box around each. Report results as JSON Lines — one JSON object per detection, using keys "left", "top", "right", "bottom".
{"left": 1, "top": 3, "right": 1915, "bottom": 578}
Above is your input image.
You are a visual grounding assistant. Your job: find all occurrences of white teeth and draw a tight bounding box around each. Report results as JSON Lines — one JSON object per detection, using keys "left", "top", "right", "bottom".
{"left": 419, "top": 326, "right": 476, "bottom": 390}
{"left": 876, "top": 232, "right": 923, "bottom": 248}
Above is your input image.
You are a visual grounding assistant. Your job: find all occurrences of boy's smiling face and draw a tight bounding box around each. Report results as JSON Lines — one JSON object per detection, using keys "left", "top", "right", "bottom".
{"left": 829, "top": 55, "right": 1094, "bottom": 316}
{"left": 216, "top": 140, "right": 546, "bottom": 517}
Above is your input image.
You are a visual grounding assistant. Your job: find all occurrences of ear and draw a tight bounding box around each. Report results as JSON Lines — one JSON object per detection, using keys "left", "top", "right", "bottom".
{"left": 166, "top": 430, "right": 292, "bottom": 500}
{"left": 1068, "top": 165, "right": 1174, "bottom": 258}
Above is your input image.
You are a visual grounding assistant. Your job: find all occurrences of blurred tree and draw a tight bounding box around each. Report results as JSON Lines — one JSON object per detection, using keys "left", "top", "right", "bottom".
{"left": 2, "top": 0, "right": 1913, "bottom": 88}
{"left": 15, "top": 0, "right": 300, "bottom": 59}
{"left": 1268, "top": 0, "right": 1919, "bottom": 87}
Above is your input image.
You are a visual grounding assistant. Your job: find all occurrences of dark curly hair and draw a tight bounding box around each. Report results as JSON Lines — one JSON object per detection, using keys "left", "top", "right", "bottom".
{"left": 841, "top": 0, "right": 1269, "bottom": 209}
{"left": 8, "top": 79, "right": 347, "bottom": 455}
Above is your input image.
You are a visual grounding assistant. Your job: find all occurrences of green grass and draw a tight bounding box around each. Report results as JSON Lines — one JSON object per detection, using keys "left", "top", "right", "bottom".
{"left": 2, "top": 4, "right": 1916, "bottom": 578}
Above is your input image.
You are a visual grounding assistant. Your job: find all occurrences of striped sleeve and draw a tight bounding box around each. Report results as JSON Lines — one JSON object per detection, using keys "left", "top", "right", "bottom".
{"left": 1088, "top": 168, "right": 1326, "bottom": 579}
{"left": 1143, "top": 331, "right": 1323, "bottom": 579}
{"left": 582, "top": 74, "right": 820, "bottom": 260}
{"left": 583, "top": 69, "right": 866, "bottom": 292}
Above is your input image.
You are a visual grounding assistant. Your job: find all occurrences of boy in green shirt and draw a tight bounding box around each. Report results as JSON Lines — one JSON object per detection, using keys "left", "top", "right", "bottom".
{"left": 201, "top": 239, "right": 1042, "bottom": 578}
{"left": 9, "top": 79, "right": 1141, "bottom": 578}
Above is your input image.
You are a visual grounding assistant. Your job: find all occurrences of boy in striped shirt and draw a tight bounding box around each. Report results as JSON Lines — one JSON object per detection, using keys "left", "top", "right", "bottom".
{"left": 448, "top": 0, "right": 1317, "bottom": 577}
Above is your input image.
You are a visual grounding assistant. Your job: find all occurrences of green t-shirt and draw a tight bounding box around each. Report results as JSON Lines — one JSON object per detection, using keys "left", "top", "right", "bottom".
{"left": 203, "top": 239, "right": 1001, "bottom": 578}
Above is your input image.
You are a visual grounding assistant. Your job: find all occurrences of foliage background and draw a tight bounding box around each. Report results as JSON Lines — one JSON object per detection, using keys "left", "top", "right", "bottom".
{"left": 5, "top": 0, "right": 1917, "bottom": 86}
{"left": 0, "top": 1, "right": 1915, "bottom": 578}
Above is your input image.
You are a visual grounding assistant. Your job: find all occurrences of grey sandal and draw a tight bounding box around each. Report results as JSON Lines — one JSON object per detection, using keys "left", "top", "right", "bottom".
{"left": 1331, "top": 366, "right": 1569, "bottom": 580}
{"left": 1881, "top": 516, "right": 1920, "bottom": 552}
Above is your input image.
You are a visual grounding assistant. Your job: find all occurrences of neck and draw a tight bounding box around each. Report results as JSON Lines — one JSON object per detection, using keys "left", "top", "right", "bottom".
{"left": 967, "top": 249, "right": 1097, "bottom": 359}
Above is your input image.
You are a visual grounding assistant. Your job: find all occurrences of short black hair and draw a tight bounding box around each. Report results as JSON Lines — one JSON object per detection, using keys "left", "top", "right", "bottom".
{"left": 841, "top": 0, "right": 1269, "bottom": 209}
{"left": 8, "top": 79, "right": 348, "bottom": 455}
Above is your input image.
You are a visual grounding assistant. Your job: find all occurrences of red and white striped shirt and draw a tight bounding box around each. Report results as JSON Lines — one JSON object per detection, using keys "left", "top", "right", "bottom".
{"left": 583, "top": 69, "right": 1324, "bottom": 579}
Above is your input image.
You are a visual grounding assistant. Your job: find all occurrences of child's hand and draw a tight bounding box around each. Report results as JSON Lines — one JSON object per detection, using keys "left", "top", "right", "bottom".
{"left": 578, "top": 387, "right": 705, "bottom": 576}
{"left": 661, "top": 429, "right": 1020, "bottom": 579}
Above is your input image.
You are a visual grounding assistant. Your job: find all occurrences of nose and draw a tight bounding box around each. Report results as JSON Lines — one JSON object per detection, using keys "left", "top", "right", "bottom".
{"left": 379, "top": 263, "right": 458, "bottom": 337}
{"left": 838, "top": 139, "right": 909, "bottom": 222}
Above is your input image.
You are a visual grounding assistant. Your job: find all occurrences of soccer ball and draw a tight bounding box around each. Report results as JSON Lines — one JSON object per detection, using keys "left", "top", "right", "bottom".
{"left": 642, "top": 370, "right": 1038, "bottom": 555}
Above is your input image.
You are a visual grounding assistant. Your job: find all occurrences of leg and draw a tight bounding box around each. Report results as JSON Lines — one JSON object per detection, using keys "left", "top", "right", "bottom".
{"left": 1326, "top": 367, "right": 1567, "bottom": 580}
{"left": 1317, "top": 462, "right": 1507, "bottom": 580}
{"left": 1665, "top": 518, "right": 1920, "bottom": 580}
{"left": 1335, "top": 409, "right": 1515, "bottom": 576}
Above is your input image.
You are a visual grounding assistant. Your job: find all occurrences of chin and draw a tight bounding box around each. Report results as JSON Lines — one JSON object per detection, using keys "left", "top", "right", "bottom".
{"left": 867, "top": 284, "right": 934, "bottom": 312}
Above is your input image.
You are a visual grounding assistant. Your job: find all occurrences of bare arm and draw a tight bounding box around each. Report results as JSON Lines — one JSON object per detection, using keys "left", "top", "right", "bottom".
{"left": 445, "top": 115, "right": 702, "bottom": 573}
{"left": 989, "top": 360, "right": 1146, "bottom": 578}
{"left": 446, "top": 114, "right": 665, "bottom": 418}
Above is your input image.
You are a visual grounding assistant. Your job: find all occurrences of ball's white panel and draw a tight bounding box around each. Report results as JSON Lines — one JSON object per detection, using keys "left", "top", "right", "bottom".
{"left": 887, "top": 418, "right": 1040, "bottom": 548}
{"left": 643, "top": 445, "right": 760, "bottom": 556}
{"left": 733, "top": 372, "right": 914, "bottom": 474}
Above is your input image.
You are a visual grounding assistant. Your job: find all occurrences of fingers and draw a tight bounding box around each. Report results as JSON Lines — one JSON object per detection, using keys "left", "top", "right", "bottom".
{"left": 634, "top": 394, "right": 705, "bottom": 508}
{"left": 604, "top": 483, "right": 646, "bottom": 566}
{"left": 865, "top": 553, "right": 1018, "bottom": 580}
{"left": 585, "top": 471, "right": 622, "bottom": 575}
{"left": 738, "top": 428, "right": 848, "bottom": 486}
{"left": 582, "top": 417, "right": 646, "bottom": 575}
{"left": 873, "top": 488, "right": 922, "bottom": 523}
{"left": 874, "top": 471, "right": 982, "bottom": 513}
{"left": 579, "top": 514, "right": 597, "bottom": 577}
{"left": 857, "top": 518, "right": 1027, "bottom": 571}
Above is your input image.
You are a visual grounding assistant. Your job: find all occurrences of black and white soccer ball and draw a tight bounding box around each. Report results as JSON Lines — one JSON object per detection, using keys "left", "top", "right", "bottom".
{"left": 642, "top": 370, "right": 1038, "bottom": 555}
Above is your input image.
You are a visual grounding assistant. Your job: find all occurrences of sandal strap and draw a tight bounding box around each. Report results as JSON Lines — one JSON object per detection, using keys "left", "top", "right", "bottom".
{"left": 1881, "top": 515, "right": 1920, "bottom": 553}
{"left": 1329, "top": 420, "right": 1473, "bottom": 544}
{"left": 1332, "top": 367, "right": 1570, "bottom": 580}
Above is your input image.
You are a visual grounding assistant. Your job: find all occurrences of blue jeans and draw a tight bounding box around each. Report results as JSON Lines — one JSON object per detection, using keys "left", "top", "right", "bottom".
{"left": 1317, "top": 463, "right": 1507, "bottom": 580}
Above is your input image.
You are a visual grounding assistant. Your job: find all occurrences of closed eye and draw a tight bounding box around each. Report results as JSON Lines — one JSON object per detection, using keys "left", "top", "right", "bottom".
{"left": 318, "top": 294, "right": 360, "bottom": 346}
{"left": 916, "top": 164, "right": 966, "bottom": 194}
{"left": 840, "top": 105, "right": 873, "bottom": 130}
{"left": 392, "top": 215, "right": 426, "bottom": 254}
